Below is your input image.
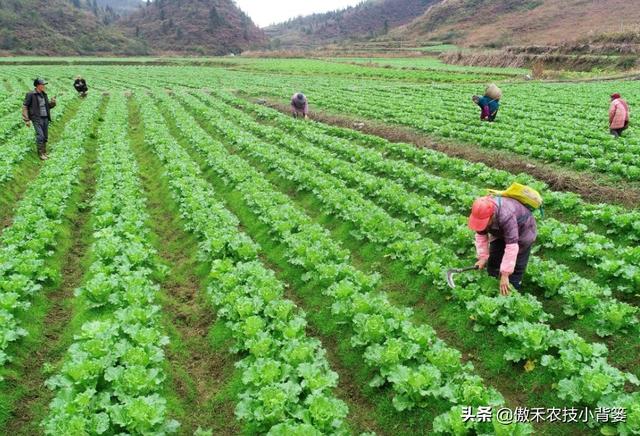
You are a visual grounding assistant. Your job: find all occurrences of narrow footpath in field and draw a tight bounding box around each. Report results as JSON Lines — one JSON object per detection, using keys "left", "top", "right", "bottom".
{"left": 127, "top": 97, "right": 241, "bottom": 435}
{"left": 0, "top": 96, "right": 107, "bottom": 434}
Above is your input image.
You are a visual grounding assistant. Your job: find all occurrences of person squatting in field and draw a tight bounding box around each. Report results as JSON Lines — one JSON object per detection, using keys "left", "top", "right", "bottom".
{"left": 472, "top": 84, "right": 502, "bottom": 122}
{"left": 22, "top": 78, "right": 56, "bottom": 161}
{"left": 291, "top": 92, "right": 309, "bottom": 119}
{"left": 74, "top": 76, "right": 89, "bottom": 98}
{"left": 469, "top": 196, "right": 538, "bottom": 296}
{"left": 609, "top": 93, "right": 629, "bottom": 138}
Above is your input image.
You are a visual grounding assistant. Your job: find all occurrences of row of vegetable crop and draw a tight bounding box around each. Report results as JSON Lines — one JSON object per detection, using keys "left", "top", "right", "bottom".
{"left": 106, "top": 68, "right": 640, "bottom": 245}
{"left": 155, "top": 90, "right": 534, "bottom": 435}
{"left": 194, "top": 90, "right": 639, "bottom": 334}
{"left": 321, "top": 85, "right": 640, "bottom": 179}
{"left": 334, "top": 83, "right": 634, "bottom": 149}
{"left": 246, "top": 94, "right": 639, "bottom": 314}
{"left": 104, "top": 66, "right": 640, "bottom": 247}
{"left": 0, "top": 95, "right": 100, "bottom": 376}
{"left": 0, "top": 94, "right": 20, "bottom": 119}
{"left": 137, "top": 93, "right": 352, "bottom": 435}
{"left": 174, "top": 91, "right": 638, "bottom": 435}
{"left": 213, "top": 57, "right": 499, "bottom": 83}
{"left": 43, "top": 93, "right": 178, "bottom": 434}
{"left": 198, "top": 69, "right": 640, "bottom": 180}
{"left": 217, "top": 90, "right": 640, "bottom": 247}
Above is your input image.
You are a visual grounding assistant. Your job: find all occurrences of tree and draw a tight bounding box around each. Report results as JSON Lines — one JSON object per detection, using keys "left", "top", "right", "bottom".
{"left": 209, "top": 6, "right": 222, "bottom": 28}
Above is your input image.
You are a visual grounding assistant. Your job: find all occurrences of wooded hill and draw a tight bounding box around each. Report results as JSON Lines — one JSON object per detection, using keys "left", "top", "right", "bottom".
{"left": 120, "top": 0, "right": 267, "bottom": 55}
{"left": 265, "top": 0, "right": 438, "bottom": 50}
{"left": 0, "top": 0, "right": 266, "bottom": 55}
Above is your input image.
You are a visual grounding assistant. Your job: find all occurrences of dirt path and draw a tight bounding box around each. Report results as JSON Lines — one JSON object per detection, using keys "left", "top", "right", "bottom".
{"left": 127, "top": 97, "right": 240, "bottom": 435}
{"left": 1, "top": 97, "right": 106, "bottom": 434}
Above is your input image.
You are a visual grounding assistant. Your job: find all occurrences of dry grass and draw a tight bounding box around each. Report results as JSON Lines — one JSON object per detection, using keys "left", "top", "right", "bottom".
{"left": 402, "top": 0, "right": 640, "bottom": 47}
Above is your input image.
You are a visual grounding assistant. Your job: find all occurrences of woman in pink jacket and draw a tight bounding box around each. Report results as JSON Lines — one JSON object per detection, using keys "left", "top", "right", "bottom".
{"left": 469, "top": 196, "right": 538, "bottom": 296}
{"left": 609, "top": 93, "right": 630, "bottom": 138}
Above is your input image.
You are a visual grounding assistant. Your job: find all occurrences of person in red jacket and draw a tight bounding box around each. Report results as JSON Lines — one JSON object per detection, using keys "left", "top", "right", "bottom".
{"left": 609, "top": 93, "right": 630, "bottom": 138}
{"left": 469, "top": 196, "right": 538, "bottom": 296}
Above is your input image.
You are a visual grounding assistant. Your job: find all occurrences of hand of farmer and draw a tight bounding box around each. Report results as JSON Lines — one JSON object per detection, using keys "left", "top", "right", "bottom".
{"left": 24, "top": 119, "right": 31, "bottom": 128}
{"left": 500, "top": 274, "right": 511, "bottom": 296}
{"left": 475, "top": 258, "right": 488, "bottom": 270}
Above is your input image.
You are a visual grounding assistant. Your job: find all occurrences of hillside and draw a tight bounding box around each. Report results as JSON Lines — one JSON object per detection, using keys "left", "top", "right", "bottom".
{"left": 266, "top": 0, "right": 438, "bottom": 50}
{"left": 393, "top": 0, "right": 640, "bottom": 48}
{"left": 0, "top": 0, "right": 146, "bottom": 55}
{"left": 120, "top": 0, "right": 268, "bottom": 55}
{"left": 97, "top": 0, "right": 143, "bottom": 14}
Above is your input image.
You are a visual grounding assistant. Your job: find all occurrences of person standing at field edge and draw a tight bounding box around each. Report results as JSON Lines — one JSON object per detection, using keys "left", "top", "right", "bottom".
{"left": 291, "top": 92, "right": 309, "bottom": 119}
{"left": 22, "top": 78, "right": 56, "bottom": 161}
{"left": 609, "top": 93, "right": 629, "bottom": 138}
{"left": 469, "top": 195, "right": 538, "bottom": 296}
{"left": 472, "top": 84, "right": 502, "bottom": 122}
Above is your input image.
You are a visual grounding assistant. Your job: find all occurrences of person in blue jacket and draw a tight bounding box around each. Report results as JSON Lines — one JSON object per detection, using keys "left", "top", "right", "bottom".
{"left": 472, "top": 84, "right": 502, "bottom": 122}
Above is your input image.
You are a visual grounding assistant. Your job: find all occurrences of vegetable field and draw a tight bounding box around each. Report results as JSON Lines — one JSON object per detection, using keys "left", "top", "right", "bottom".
{"left": 0, "top": 59, "right": 638, "bottom": 435}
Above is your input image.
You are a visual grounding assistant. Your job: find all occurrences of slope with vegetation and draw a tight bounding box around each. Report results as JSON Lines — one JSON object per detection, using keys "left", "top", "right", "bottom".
{"left": 120, "top": 0, "right": 267, "bottom": 55}
{"left": 266, "top": 0, "right": 438, "bottom": 50}
{"left": 394, "top": 0, "right": 640, "bottom": 48}
{"left": 0, "top": 0, "right": 146, "bottom": 55}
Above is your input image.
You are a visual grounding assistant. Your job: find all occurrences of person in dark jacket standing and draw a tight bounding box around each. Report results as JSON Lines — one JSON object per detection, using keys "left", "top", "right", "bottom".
{"left": 291, "top": 92, "right": 309, "bottom": 119}
{"left": 73, "top": 76, "right": 88, "bottom": 98}
{"left": 469, "top": 195, "right": 538, "bottom": 295}
{"left": 22, "top": 78, "right": 56, "bottom": 161}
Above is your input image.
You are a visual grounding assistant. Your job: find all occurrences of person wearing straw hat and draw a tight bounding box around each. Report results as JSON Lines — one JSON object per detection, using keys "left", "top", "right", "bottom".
{"left": 291, "top": 92, "right": 309, "bottom": 119}
{"left": 469, "top": 195, "right": 537, "bottom": 296}
{"left": 73, "top": 76, "right": 88, "bottom": 98}
{"left": 472, "top": 84, "right": 502, "bottom": 122}
{"left": 22, "top": 78, "right": 57, "bottom": 161}
{"left": 609, "top": 93, "right": 629, "bottom": 138}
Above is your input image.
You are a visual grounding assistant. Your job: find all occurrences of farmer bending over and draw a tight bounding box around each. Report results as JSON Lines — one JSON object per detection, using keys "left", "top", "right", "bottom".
{"left": 609, "top": 93, "right": 629, "bottom": 138}
{"left": 472, "top": 84, "right": 502, "bottom": 122}
{"left": 74, "top": 76, "right": 88, "bottom": 98}
{"left": 291, "top": 92, "right": 309, "bottom": 119}
{"left": 22, "top": 78, "right": 56, "bottom": 161}
{"left": 469, "top": 195, "right": 537, "bottom": 296}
